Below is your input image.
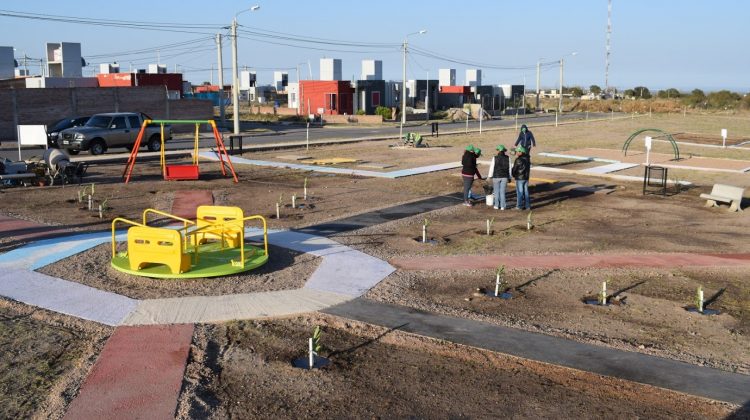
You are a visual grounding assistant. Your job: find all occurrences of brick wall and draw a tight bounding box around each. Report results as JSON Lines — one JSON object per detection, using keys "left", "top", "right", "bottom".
{"left": 322, "top": 114, "right": 383, "bottom": 124}
{"left": 252, "top": 105, "right": 299, "bottom": 116}
{"left": 0, "top": 86, "right": 213, "bottom": 140}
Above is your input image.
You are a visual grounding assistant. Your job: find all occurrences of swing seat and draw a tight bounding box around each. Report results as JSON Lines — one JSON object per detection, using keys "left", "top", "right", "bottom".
{"left": 164, "top": 164, "right": 200, "bottom": 180}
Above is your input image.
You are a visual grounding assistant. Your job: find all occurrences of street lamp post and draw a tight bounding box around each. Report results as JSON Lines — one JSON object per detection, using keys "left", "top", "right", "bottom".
{"left": 231, "top": 5, "right": 260, "bottom": 135}
{"left": 216, "top": 33, "right": 225, "bottom": 125}
{"left": 556, "top": 52, "right": 577, "bottom": 127}
{"left": 400, "top": 29, "right": 426, "bottom": 141}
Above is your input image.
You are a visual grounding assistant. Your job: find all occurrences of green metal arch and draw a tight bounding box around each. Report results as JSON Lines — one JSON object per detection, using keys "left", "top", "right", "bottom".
{"left": 622, "top": 128, "right": 680, "bottom": 161}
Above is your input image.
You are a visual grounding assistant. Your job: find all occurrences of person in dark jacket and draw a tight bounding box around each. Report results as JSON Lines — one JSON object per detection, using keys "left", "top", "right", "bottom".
{"left": 461, "top": 145, "right": 483, "bottom": 206}
{"left": 511, "top": 145, "right": 531, "bottom": 210}
{"left": 487, "top": 145, "right": 511, "bottom": 210}
{"left": 514, "top": 124, "right": 536, "bottom": 155}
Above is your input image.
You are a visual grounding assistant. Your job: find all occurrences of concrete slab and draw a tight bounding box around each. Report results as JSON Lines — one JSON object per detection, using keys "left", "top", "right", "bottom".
{"left": 123, "top": 289, "right": 351, "bottom": 325}
{"left": 64, "top": 324, "right": 194, "bottom": 420}
{"left": 390, "top": 252, "right": 750, "bottom": 271}
{"left": 276, "top": 154, "right": 313, "bottom": 160}
{"left": 581, "top": 162, "right": 640, "bottom": 174}
{"left": 0, "top": 269, "right": 137, "bottom": 326}
{"left": 323, "top": 299, "right": 750, "bottom": 405}
{"left": 357, "top": 162, "right": 395, "bottom": 169}
{"left": 561, "top": 148, "right": 750, "bottom": 174}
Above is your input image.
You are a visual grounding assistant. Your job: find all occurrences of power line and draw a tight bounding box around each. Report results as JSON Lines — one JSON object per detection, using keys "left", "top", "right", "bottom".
{"left": 0, "top": 9, "right": 222, "bottom": 35}
{"left": 86, "top": 37, "right": 214, "bottom": 59}
{"left": 410, "top": 45, "right": 558, "bottom": 71}
{"left": 236, "top": 34, "right": 402, "bottom": 54}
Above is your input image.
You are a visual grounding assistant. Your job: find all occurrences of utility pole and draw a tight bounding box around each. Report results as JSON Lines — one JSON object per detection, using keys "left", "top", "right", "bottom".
{"left": 231, "top": 19, "right": 240, "bottom": 135}
{"left": 400, "top": 38, "right": 407, "bottom": 141}
{"left": 216, "top": 33, "right": 225, "bottom": 125}
{"left": 535, "top": 59, "right": 541, "bottom": 111}
{"left": 425, "top": 70, "right": 429, "bottom": 122}
{"left": 557, "top": 58, "right": 564, "bottom": 127}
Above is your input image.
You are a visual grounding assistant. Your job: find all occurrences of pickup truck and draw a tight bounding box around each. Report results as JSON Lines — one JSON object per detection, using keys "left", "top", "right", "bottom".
{"left": 59, "top": 112, "right": 172, "bottom": 155}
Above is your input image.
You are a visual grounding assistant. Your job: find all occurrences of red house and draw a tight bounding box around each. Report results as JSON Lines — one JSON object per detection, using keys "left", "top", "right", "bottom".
{"left": 97, "top": 73, "right": 184, "bottom": 96}
{"left": 300, "top": 80, "right": 354, "bottom": 115}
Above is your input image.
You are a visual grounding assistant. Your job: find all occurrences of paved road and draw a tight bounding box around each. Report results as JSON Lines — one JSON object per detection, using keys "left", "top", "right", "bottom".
{"left": 2, "top": 112, "right": 612, "bottom": 161}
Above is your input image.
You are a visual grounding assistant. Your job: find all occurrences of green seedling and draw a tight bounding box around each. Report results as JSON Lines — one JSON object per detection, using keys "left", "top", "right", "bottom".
{"left": 486, "top": 217, "right": 495, "bottom": 235}
{"left": 494, "top": 265, "right": 506, "bottom": 297}
{"left": 527, "top": 211, "right": 534, "bottom": 230}
{"left": 309, "top": 325, "right": 323, "bottom": 369}
{"left": 422, "top": 218, "right": 430, "bottom": 243}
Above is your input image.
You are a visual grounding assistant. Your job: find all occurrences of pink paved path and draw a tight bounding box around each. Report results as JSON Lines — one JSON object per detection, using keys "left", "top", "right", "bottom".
{"left": 391, "top": 252, "right": 750, "bottom": 271}
{"left": 0, "top": 214, "right": 69, "bottom": 241}
{"left": 64, "top": 324, "right": 194, "bottom": 420}
{"left": 170, "top": 190, "right": 214, "bottom": 220}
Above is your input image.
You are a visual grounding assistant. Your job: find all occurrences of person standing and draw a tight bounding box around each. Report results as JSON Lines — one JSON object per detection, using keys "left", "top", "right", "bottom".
{"left": 487, "top": 145, "right": 511, "bottom": 210}
{"left": 512, "top": 146, "right": 531, "bottom": 210}
{"left": 461, "top": 145, "right": 483, "bottom": 206}
{"left": 514, "top": 124, "right": 536, "bottom": 155}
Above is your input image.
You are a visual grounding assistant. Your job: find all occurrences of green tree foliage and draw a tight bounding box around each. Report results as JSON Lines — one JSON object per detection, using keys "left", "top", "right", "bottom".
{"left": 569, "top": 86, "right": 584, "bottom": 98}
{"left": 706, "top": 90, "right": 741, "bottom": 109}
{"left": 589, "top": 85, "right": 602, "bottom": 95}
{"left": 375, "top": 105, "right": 392, "bottom": 119}
{"left": 742, "top": 94, "right": 750, "bottom": 110}
{"left": 623, "top": 89, "right": 635, "bottom": 98}
{"left": 657, "top": 88, "right": 681, "bottom": 99}
{"left": 632, "top": 86, "right": 652, "bottom": 99}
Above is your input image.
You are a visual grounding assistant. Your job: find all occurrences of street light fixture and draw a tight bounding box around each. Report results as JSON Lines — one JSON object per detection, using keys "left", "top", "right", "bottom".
{"left": 231, "top": 4, "right": 261, "bottom": 135}
{"left": 556, "top": 51, "right": 577, "bottom": 127}
{"left": 401, "top": 29, "right": 426, "bottom": 141}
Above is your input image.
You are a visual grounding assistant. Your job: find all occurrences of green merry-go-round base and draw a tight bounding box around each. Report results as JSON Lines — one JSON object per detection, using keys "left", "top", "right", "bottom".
{"left": 110, "top": 242, "right": 268, "bottom": 279}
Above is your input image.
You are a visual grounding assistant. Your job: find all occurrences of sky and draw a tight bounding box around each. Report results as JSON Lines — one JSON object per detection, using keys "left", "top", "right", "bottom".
{"left": 1, "top": 0, "right": 748, "bottom": 92}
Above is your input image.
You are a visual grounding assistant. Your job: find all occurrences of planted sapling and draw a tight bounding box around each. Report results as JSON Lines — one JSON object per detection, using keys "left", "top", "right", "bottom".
{"left": 303, "top": 177, "right": 308, "bottom": 200}
{"left": 598, "top": 281, "right": 608, "bottom": 305}
{"left": 309, "top": 325, "right": 323, "bottom": 369}
{"left": 486, "top": 217, "right": 494, "bottom": 235}
{"left": 422, "top": 218, "right": 430, "bottom": 243}
{"left": 527, "top": 210, "right": 534, "bottom": 230}
{"left": 494, "top": 265, "right": 507, "bottom": 297}
{"left": 696, "top": 285, "right": 704, "bottom": 314}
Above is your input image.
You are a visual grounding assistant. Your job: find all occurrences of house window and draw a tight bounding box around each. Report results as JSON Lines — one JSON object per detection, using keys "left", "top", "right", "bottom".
{"left": 371, "top": 91, "right": 381, "bottom": 107}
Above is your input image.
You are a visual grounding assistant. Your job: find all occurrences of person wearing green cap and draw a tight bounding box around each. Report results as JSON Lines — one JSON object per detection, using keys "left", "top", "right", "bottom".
{"left": 487, "top": 144, "right": 511, "bottom": 210}
{"left": 461, "top": 145, "right": 484, "bottom": 206}
{"left": 511, "top": 145, "right": 531, "bottom": 209}
{"left": 514, "top": 124, "right": 536, "bottom": 156}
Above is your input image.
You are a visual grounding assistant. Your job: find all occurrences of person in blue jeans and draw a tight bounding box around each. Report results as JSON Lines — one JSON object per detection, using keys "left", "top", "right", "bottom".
{"left": 487, "top": 145, "right": 511, "bottom": 210}
{"left": 511, "top": 146, "right": 531, "bottom": 210}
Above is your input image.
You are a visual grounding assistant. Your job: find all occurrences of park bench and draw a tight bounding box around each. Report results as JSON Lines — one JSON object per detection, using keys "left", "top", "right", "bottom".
{"left": 700, "top": 184, "right": 745, "bottom": 212}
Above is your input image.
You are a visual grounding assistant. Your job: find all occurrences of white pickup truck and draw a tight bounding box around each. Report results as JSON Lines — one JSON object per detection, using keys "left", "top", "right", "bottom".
{"left": 59, "top": 112, "right": 172, "bottom": 155}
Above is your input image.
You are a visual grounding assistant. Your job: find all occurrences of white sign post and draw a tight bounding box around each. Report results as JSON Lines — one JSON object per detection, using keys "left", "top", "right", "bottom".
{"left": 17, "top": 125, "right": 48, "bottom": 161}
{"left": 644, "top": 136, "right": 652, "bottom": 166}
{"left": 721, "top": 128, "right": 727, "bottom": 148}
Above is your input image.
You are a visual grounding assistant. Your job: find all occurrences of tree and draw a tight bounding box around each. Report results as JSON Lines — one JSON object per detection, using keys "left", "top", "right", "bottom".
{"left": 589, "top": 85, "right": 602, "bottom": 95}
{"left": 632, "top": 86, "right": 652, "bottom": 99}
{"left": 665, "top": 88, "right": 681, "bottom": 98}
{"left": 742, "top": 94, "right": 750, "bottom": 110}
{"left": 569, "top": 86, "right": 584, "bottom": 97}
{"left": 683, "top": 89, "right": 707, "bottom": 107}
{"left": 707, "top": 90, "right": 741, "bottom": 109}
{"left": 623, "top": 89, "right": 635, "bottom": 98}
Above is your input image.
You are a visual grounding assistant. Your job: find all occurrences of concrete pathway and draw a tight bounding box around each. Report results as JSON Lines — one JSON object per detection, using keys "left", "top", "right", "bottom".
{"left": 0, "top": 228, "right": 394, "bottom": 325}
{"left": 323, "top": 298, "right": 750, "bottom": 405}
{"left": 200, "top": 151, "right": 462, "bottom": 179}
{"left": 298, "top": 193, "right": 462, "bottom": 236}
{"left": 64, "top": 324, "right": 194, "bottom": 420}
{"left": 391, "top": 252, "right": 750, "bottom": 271}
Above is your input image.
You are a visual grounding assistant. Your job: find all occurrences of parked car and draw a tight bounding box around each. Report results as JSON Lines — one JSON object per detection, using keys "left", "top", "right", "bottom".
{"left": 59, "top": 112, "right": 172, "bottom": 155}
{"left": 47, "top": 116, "right": 90, "bottom": 148}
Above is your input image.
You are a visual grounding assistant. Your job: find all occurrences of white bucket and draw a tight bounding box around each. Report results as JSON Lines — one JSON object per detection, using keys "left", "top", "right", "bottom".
{"left": 486, "top": 194, "right": 494, "bottom": 206}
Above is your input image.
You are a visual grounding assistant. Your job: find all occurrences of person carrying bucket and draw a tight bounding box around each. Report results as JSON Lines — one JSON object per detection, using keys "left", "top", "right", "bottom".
{"left": 461, "top": 145, "right": 483, "bottom": 207}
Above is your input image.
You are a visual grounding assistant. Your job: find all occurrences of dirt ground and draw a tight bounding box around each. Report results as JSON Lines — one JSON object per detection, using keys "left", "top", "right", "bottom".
{"left": 176, "top": 315, "right": 740, "bottom": 419}
{"left": 0, "top": 299, "right": 111, "bottom": 420}
{"left": 366, "top": 267, "right": 749, "bottom": 374}
{"left": 2, "top": 113, "right": 750, "bottom": 417}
